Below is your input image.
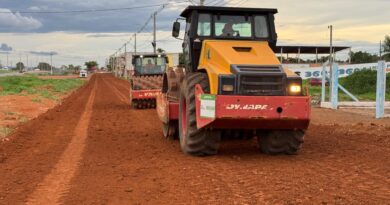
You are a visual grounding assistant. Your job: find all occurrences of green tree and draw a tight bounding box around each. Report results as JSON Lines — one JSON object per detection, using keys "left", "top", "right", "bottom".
{"left": 16, "top": 62, "right": 24, "bottom": 71}
{"left": 179, "top": 53, "right": 186, "bottom": 66}
{"left": 157, "top": 48, "right": 165, "bottom": 53}
{"left": 75, "top": 66, "right": 81, "bottom": 72}
{"left": 350, "top": 51, "right": 378, "bottom": 64}
{"left": 383, "top": 35, "right": 390, "bottom": 52}
{"left": 84, "top": 61, "right": 98, "bottom": 71}
{"left": 37, "top": 62, "right": 51, "bottom": 71}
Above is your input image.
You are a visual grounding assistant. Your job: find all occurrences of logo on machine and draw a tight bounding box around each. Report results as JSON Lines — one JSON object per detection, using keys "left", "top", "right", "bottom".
{"left": 226, "top": 104, "right": 268, "bottom": 110}
{"left": 140, "top": 92, "right": 161, "bottom": 97}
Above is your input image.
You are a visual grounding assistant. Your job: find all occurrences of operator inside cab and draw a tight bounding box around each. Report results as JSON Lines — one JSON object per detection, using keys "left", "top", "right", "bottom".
{"left": 134, "top": 55, "right": 167, "bottom": 75}
{"left": 144, "top": 59, "right": 155, "bottom": 69}
{"left": 221, "top": 22, "right": 237, "bottom": 37}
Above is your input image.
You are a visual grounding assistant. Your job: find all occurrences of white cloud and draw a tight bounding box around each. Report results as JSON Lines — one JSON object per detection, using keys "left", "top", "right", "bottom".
{"left": 28, "top": 6, "right": 49, "bottom": 11}
{"left": 0, "top": 8, "right": 42, "bottom": 31}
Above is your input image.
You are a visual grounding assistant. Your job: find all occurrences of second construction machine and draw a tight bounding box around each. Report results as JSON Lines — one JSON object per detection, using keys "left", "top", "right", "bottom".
{"left": 130, "top": 53, "right": 168, "bottom": 109}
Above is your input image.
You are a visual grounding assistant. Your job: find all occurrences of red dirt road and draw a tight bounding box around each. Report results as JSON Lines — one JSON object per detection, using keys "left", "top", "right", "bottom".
{"left": 1, "top": 74, "right": 389, "bottom": 204}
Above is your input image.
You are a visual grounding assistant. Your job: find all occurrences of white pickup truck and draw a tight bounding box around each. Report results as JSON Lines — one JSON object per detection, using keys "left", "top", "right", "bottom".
{"left": 79, "top": 70, "right": 88, "bottom": 78}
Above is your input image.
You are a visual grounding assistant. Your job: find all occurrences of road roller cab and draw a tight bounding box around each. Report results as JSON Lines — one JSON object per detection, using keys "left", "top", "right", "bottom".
{"left": 130, "top": 53, "right": 168, "bottom": 109}
{"left": 157, "top": 6, "right": 311, "bottom": 156}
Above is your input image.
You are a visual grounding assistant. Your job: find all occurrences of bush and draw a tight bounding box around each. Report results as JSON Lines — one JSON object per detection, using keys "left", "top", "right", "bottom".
{"left": 340, "top": 70, "right": 390, "bottom": 95}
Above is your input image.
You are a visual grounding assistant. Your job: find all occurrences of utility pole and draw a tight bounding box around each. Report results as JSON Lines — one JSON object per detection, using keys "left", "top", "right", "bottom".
{"left": 114, "top": 53, "right": 117, "bottom": 77}
{"left": 153, "top": 12, "right": 157, "bottom": 54}
{"left": 26, "top": 54, "right": 29, "bottom": 70}
{"left": 328, "top": 25, "right": 333, "bottom": 98}
{"left": 200, "top": 0, "right": 205, "bottom": 6}
{"left": 328, "top": 25, "right": 333, "bottom": 65}
{"left": 6, "top": 52, "right": 8, "bottom": 67}
{"left": 134, "top": 33, "right": 137, "bottom": 55}
{"left": 19, "top": 52, "right": 22, "bottom": 72}
{"left": 379, "top": 40, "right": 382, "bottom": 60}
{"left": 124, "top": 43, "right": 128, "bottom": 79}
{"left": 50, "top": 52, "right": 53, "bottom": 75}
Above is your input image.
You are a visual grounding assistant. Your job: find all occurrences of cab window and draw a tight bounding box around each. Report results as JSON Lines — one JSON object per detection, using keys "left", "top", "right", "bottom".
{"left": 214, "top": 15, "right": 252, "bottom": 38}
{"left": 197, "top": 14, "right": 211, "bottom": 36}
{"left": 254, "top": 16, "right": 269, "bottom": 38}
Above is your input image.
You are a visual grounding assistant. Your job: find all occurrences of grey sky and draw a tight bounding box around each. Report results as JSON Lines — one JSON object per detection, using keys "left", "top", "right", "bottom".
{"left": 0, "top": 0, "right": 389, "bottom": 67}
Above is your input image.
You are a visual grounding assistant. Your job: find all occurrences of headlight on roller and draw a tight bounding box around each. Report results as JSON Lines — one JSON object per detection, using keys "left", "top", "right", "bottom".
{"left": 286, "top": 77, "right": 303, "bottom": 96}
{"left": 218, "top": 75, "right": 236, "bottom": 95}
{"left": 222, "top": 84, "right": 234, "bottom": 92}
{"left": 289, "top": 85, "right": 301, "bottom": 93}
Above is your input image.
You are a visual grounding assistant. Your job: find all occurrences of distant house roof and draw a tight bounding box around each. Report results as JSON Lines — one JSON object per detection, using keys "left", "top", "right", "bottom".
{"left": 273, "top": 46, "right": 350, "bottom": 54}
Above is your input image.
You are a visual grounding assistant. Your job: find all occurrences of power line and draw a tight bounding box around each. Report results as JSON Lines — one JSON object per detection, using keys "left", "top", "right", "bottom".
{"left": 207, "top": 0, "right": 224, "bottom": 6}
{"left": 114, "top": 0, "right": 188, "bottom": 55}
{"left": 232, "top": 0, "right": 248, "bottom": 6}
{"left": 0, "top": 2, "right": 187, "bottom": 14}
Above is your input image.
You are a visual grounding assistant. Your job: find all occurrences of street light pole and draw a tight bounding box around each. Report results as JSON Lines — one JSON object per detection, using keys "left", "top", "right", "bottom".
{"left": 50, "top": 53, "right": 53, "bottom": 75}
{"left": 124, "top": 43, "right": 128, "bottom": 79}
{"left": 153, "top": 12, "right": 157, "bottom": 54}
{"left": 134, "top": 33, "right": 137, "bottom": 55}
{"left": 328, "top": 25, "right": 333, "bottom": 98}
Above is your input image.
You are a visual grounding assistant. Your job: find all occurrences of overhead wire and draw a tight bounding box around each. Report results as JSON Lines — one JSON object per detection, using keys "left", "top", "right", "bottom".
{"left": 113, "top": 0, "right": 191, "bottom": 55}
{"left": 0, "top": 3, "right": 187, "bottom": 14}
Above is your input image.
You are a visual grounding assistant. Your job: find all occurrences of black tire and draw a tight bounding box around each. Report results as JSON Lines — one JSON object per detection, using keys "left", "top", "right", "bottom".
{"left": 178, "top": 72, "right": 221, "bottom": 156}
{"left": 131, "top": 100, "right": 138, "bottom": 109}
{"left": 163, "top": 121, "right": 178, "bottom": 140}
{"left": 258, "top": 130, "right": 305, "bottom": 155}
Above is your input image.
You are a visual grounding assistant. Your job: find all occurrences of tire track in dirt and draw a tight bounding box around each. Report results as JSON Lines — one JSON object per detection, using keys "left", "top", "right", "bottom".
{"left": 3, "top": 74, "right": 389, "bottom": 204}
{"left": 64, "top": 75, "right": 390, "bottom": 204}
{"left": 101, "top": 76, "right": 129, "bottom": 104}
{"left": 26, "top": 78, "right": 97, "bottom": 205}
{"left": 0, "top": 76, "right": 95, "bottom": 204}
{"left": 110, "top": 78, "right": 130, "bottom": 92}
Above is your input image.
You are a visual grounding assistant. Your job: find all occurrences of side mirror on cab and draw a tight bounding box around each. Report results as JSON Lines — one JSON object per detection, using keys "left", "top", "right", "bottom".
{"left": 172, "top": 21, "right": 180, "bottom": 38}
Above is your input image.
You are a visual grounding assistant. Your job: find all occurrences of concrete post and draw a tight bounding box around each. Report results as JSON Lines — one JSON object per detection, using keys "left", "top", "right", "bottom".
{"left": 321, "top": 64, "right": 326, "bottom": 102}
{"left": 376, "top": 61, "right": 386, "bottom": 118}
{"left": 331, "top": 63, "right": 339, "bottom": 109}
{"left": 280, "top": 47, "right": 283, "bottom": 63}
{"left": 297, "top": 47, "right": 301, "bottom": 63}
{"left": 124, "top": 44, "right": 128, "bottom": 79}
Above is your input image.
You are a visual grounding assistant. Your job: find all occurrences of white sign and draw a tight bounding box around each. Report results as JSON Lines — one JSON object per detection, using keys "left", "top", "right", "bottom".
{"left": 200, "top": 94, "right": 216, "bottom": 119}
{"left": 284, "top": 62, "right": 390, "bottom": 79}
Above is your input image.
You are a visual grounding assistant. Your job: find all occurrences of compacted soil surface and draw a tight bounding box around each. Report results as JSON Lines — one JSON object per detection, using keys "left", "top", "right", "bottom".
{"left": 0, "top": 74, "right": 389, "bottom": 204}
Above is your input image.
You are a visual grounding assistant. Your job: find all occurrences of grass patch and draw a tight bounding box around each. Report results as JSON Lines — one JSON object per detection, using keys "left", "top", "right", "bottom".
{"left": 19, "top": 116, "right": 29, "bottom": 123}
{"left": 0, "top": 126, "right": 13, "bottom": 138}
{"left": 0, "top": 70, "right": 15, "bottom": 74}
{"left": 305, "top": 70, "right": 390, "bottom": 101}
{"left": 31, "top": 97, "right": 42, "bottom": 103}
{"left": 0, "top": 75, "right": 85, "bottom": 100}
{"left": 3, "top": 111, "right": 16, "bottom": 116}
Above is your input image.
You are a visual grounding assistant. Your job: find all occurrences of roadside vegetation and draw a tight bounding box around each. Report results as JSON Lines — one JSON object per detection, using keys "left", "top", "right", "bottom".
{"left": 0, "top": 70, "right": 15, "bottom": 74}
{"left": 0, "top": 75, "right": 85, "bottom": 100}
{"left": 306, "top": 70, "right": 390, "bottom": 102}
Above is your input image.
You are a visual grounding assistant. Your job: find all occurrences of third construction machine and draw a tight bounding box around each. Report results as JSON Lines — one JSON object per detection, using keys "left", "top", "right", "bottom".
{"left": 130, "top": 53, "right": 168, "bottom": 109}
{"left": 156, "top": 6, "right": 311, "bottom": 156}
